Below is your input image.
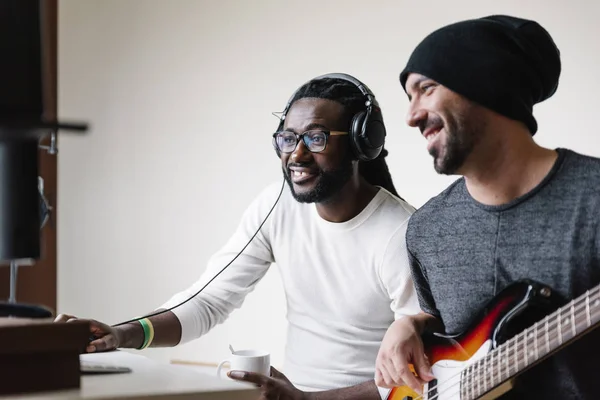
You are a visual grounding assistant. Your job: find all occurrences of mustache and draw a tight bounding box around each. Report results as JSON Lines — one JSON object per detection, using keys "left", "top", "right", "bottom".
{"left": 419, "top": 116, "right": 444, "bottom": 134}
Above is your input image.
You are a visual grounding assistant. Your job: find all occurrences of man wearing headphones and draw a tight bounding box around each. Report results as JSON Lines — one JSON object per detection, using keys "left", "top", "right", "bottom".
{"left": 56, "top": 74, "right": 420, "bottom": 399}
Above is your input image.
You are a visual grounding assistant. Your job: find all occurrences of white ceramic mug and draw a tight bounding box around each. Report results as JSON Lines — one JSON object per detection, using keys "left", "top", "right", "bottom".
{"left": 216, "top": 349, "right": 271, "bottom": 379}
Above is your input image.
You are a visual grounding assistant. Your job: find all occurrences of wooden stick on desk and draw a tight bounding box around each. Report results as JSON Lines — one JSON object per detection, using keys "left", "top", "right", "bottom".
{"left": 170, "top": 359, "right": 219, "bottom": 367}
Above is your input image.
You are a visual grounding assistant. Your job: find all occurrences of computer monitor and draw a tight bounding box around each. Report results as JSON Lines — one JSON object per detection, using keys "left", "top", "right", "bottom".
{"left": 0, "top": 1, "right": 87, "bottom": 319}
{"left": 0, "top": 0, "right": 46, "bottom": 261}
{"left": 0, "top": 0, "right": 47, "bottom": 126}
{"left": 0, "top": 0, "right": 88, "bottom": 261}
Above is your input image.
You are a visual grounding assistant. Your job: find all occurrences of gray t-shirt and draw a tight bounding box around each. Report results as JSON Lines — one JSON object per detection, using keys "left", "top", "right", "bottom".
{"left": 407, "top": 148, "right": 600, "bottom": 399}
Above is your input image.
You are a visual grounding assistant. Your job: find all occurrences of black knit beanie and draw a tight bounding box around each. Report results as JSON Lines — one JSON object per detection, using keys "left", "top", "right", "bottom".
{"left": 399, "top": 15, "right": 561, "bottom": 134}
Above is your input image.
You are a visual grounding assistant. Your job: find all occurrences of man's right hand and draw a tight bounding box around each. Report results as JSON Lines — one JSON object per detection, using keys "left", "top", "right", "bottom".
{"left": 54, "top": 314, "right": 121, "bottom": 353}
{"left": 375, "top": 314, "right": 437, "bottom": 394}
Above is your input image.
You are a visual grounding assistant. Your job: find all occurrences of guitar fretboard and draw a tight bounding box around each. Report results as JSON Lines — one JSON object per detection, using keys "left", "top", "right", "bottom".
{"left": 459, "top": 286, "right": 600, "bottom": 400}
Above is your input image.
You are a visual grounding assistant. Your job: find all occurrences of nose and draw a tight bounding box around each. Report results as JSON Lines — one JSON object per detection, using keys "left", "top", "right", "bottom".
{"left": 290, "top": 139, "right": 311, "bottom": 161}
{"left": 406, "top": 102, "right": 427, "bottom": 128}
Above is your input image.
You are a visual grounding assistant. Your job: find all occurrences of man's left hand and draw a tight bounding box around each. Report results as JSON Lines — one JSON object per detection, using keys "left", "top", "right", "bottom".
{"left": 228, "top": 367, "right": 307, "bottom": 400}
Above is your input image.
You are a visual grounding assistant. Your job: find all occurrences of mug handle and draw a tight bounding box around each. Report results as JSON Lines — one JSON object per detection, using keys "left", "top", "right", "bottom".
{"left": 216, "top": 360, "right": 230, "bottom": 379}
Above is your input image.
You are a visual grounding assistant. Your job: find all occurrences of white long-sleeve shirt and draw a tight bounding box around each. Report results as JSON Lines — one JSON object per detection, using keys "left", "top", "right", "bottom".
{"left": 160, "top": 182, "right": 420, "bottom": 391}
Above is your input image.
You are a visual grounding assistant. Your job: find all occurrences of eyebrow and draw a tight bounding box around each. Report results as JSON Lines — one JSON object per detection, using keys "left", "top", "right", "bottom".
{"left": 406, "top": 76, "right": 430, "bottom": 101}
{"left": 284, "top": 123, "right": 330, "bottom": 133}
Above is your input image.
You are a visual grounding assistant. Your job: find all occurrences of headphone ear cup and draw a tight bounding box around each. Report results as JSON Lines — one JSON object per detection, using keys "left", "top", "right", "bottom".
{"left": 350, "top": 108, "right": 386, "bottom": 162}
{"left": 362, "top": 106, "right": 386, "bottom": 159}
{"left": 350, "top": 110, "right": 368, "bottom": 161}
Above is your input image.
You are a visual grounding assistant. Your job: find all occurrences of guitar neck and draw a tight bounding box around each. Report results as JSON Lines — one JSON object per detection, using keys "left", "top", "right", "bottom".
{"left": 461, "top": 285, "right": 600, "bottom": 399}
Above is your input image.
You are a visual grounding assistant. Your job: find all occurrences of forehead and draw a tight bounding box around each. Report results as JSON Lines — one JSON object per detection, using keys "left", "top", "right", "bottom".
{"left": 283, "top": 98, "right": 346, "bottom": 132}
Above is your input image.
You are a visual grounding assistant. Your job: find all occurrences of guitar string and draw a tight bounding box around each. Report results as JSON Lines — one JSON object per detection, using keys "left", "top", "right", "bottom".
{"left": 423, "top": 311, "right": 599, "bottom": 400}
{"left": 407, "top": 288, "right": 600, "bottom": 400}
{"left": 416, "top": 294, "right": 600, "bottom": 400}
{"left": 414, "top": 299, "right": 600, "bottom": 400}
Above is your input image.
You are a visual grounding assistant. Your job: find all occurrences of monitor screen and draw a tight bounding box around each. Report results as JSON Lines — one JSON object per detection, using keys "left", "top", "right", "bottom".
{"left": 0, "top": 0, "right": 44, "bottom": 123}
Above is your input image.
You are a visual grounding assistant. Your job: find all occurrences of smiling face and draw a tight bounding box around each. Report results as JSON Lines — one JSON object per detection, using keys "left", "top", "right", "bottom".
{"left": 404, "top": 73, "right": 489, "bottom": 175}
{"left": 279, "top": 97, "right": 355, "bottom": 203}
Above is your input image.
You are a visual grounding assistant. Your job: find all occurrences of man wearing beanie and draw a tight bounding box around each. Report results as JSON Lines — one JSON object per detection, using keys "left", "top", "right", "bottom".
{"left": 375, "top": 15, "right": 600, "bottom": 399}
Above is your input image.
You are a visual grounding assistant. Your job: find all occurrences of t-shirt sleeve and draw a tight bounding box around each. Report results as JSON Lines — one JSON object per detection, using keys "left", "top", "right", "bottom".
{"left": 379, "top": 219, "right": 422, "bottom": 320}
{"left": 158, "top": 183, "right": 280, "bottom": 343}
{"left": 597, "top": 222, "right": 600, "bottom": 268}
{"left": 407, "top": 247, "right": 441, "bottom": 319}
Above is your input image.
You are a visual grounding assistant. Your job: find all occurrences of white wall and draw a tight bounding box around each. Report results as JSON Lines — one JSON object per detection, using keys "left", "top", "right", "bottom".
{"left": 57, "top": 0, "right": 600, "bottom": 368}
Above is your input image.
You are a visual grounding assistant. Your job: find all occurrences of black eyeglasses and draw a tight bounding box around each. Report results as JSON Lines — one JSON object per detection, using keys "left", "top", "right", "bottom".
{"left": 272, "top": 130, "right": 348, "bottom": 154}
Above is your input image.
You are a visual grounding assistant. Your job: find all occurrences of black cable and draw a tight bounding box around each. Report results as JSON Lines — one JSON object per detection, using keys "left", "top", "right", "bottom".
{"left": 111, "top": 179, "right": 285, "bottom": 328}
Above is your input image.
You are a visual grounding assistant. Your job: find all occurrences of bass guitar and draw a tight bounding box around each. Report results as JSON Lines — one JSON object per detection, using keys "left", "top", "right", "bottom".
{"left": 388, "top": 280, "right": 600, "bottom": 399}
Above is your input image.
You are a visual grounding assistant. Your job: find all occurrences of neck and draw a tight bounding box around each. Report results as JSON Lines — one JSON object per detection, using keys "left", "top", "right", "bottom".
{"left": 460, "top": 127, "right": 558, "bottom": 206}
{"left": 465, "top": 283, "right": 600, "bottom": 399}
{"left": 315, "top": 175, "right": 379, "bottom": 223}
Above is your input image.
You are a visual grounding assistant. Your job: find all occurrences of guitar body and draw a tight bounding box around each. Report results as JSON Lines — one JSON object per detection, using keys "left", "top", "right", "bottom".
{"left": 388, "top": 280, "right": 555, "bottom": 400}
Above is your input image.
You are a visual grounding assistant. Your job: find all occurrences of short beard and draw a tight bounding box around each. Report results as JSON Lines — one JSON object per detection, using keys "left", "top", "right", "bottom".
{"left": 283, "top": 156, "right": 354, "bottom": 204}
{"left": 432, "top": 105, "right": 486, "bottom": 175}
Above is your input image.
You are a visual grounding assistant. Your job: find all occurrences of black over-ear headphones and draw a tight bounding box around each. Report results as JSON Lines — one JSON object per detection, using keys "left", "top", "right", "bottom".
{"left": 274, "top": 73, "right": 386, "bottom": 162}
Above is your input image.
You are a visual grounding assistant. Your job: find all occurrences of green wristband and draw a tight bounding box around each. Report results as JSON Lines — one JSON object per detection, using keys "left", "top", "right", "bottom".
{"left": 137, "top": 318, "right": 152, "bottom": 350}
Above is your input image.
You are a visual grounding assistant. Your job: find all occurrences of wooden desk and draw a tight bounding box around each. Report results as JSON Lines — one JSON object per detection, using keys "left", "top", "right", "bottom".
{"left": 2, "top": 351, "right": 259, "bottom": 400}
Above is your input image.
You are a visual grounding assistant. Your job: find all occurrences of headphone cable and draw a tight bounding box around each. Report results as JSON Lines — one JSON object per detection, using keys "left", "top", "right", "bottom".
{"left": 111, "top": 179, "right": 285, "bottom": 328}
